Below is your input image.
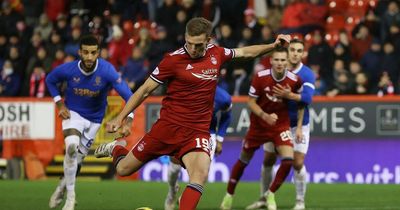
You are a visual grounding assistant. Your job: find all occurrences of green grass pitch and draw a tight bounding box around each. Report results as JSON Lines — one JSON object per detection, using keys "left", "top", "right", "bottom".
{"left": 0, "top": 180, "right": 399, "bottom": 210}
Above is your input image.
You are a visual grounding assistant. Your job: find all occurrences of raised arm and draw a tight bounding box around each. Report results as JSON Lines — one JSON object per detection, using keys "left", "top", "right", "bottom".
{"left": 233, "top": 34, "right": 291, "bottom": 59}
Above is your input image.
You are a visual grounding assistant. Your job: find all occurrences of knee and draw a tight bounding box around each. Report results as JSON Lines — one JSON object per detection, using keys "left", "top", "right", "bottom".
{"left": 116, "top": 163, "right": 130, "bottom": 176}
{"left": 66, "top": 143, "right": 78, "bottom": 158}
{"left": 190, "top": 167, "right": 209, "bottom": 185}
{"left": 263, "top": 155, "right": 276, "bottom": 167}
{"left": 293, "top": 159, "right": 304, "bottom": 171}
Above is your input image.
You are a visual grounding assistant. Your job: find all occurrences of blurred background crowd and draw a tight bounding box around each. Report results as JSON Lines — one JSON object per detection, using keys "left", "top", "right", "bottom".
{"left": 0, "top": 0, "right": 399, "bottom": 97}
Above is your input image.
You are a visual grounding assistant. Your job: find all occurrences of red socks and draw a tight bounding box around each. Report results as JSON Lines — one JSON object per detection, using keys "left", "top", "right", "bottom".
{"left": 269, "top": 159, "right": 293, "bottom": 193}
{"left": 179, "top": 183, "right": 203, "bottom": 210}
{"left": 227, "top": 160, "right": 248, "bottom": 195}
{"left": 112, "top": 145, "right": 128, "bottom": 168}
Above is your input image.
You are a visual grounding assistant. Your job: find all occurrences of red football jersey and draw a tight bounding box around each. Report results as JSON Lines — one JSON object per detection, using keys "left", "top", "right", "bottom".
{"left": 247, "top": 69, "right": 302, "bottom": 139}
{"left": 150, "top": 44, "right": 234, "bottom": 132}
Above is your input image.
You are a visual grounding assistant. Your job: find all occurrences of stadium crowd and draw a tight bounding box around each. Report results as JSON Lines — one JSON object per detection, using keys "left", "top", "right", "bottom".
{"left": 0, "top": 0, "right": 399, "bottom": 97}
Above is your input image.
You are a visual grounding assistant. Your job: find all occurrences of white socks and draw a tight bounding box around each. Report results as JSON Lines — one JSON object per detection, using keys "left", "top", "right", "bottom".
{"left": 294, "top": 165, "right": 307, "bottom": 202}
{"left": 260, "top": 165, "right": 273, "bottom": 197}
{"left": 64, "top": 135, "right": 80, "bottom": 194}
{"left": 167, "top": 162, "right": 181, "bottom": 192}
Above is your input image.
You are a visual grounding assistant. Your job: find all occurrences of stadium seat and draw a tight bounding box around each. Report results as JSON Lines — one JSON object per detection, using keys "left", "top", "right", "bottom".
{"left": 326, "top": 14, "right": 346, "bottom": 31}
{"left": 327, "top": 0, "right": 349, "bottom": 14}
{"left": 347, "top": 0, "right": 368, "bottom": 17}
{"left": 325, "top": 30, "right": 340, "bottom": 47}
{"left": 345, "top": 16, "right": 361, "bottom": 34}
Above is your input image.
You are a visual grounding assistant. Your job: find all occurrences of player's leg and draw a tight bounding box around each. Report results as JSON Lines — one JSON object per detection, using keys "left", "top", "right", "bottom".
{"left": 292, "top": 125, "right": 310, "bottom": 210}
{"left": 265, "top": 145, "right": 294, "bottom": 210}
{"left": 246, "top": 143, "right": 277, "bottom": 210}
{"left": 221, "top": 147, "right": 255, "bottom": 210}
{"left": 61, "top": 128, "right": 82, "bottom": 210}
{"left": 165, "top": 157, "right": 182, "bottom": 210}
{"left": 179, "top": 151, "right": 211, "bottom": 210}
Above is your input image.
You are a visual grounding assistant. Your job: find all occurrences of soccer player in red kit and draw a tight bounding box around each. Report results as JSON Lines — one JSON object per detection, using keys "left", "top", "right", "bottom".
{"left": 94, "top": 17, "right": 290, "bottom": 210}
{"left": 220, "top": 47, "right": 305, "bottom": 210}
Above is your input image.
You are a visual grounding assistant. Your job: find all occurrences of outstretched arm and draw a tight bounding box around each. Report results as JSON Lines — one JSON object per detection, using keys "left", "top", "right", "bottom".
{"left": 233, "top": 34, "right": 291, "bottom": 59}
{"left": 106, "top": 77, "right": 160, "bottom": 133}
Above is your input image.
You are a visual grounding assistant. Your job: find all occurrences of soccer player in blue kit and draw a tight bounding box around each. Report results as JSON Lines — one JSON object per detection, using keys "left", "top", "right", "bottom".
{"left": 164, "top": 86, "right": 232, "bottom": 210}
{"left": 246, "top": 39, "right": 315, "bottom": 210}
{"left": 46, "top": 35, "right": 134, "bottom": 210}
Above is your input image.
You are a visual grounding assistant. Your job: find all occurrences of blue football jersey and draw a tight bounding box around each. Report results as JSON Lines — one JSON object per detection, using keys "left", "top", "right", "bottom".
{"left": 288, "top": 63, "right": 316, "bottom": 127}
{"left": 210, "top": 86, "right": 232, "bottom": 138}
{"left": 46, "top": 58, "right": 132, "bottom": 123}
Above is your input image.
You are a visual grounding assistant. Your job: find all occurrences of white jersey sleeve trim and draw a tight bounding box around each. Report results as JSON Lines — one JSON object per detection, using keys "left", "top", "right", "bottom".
{"left": 304, "top": 82, "right": 315, "bottom": 89}
{"left": 53, "top": 95, "right": 62, "bottom": 102}
{"left": 150, "top": 75, "right": 164, "bottom": 84}
{"left": 248, "top": 92, "right": 259, "bottom": 98}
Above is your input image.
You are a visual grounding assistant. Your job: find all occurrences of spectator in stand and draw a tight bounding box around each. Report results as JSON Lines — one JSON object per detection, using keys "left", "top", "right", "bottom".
{"left": 307, "top": 30, "right": 334, "bottom": 87}
{"left": 100, "top": 47, "right": 109, "bottom": 60}
{"left": 54, "top": 14, "right": 69, "bottom": 43}
{"left": 8, "top": 46, "right": 25, "bottom": 81}
{"left": 258, "top": 24, "right": 275, "bottom": 44}
{"left": 354, "top": 72, "right": 369, "bottom": 95}
{"left": 326, "top": 71, "right": 355, "bottom": 97}
{"left": 156, "top": 0, "right": 179, "bottom": 34}
{"left": 169, "top": 10, "right": 188, "bottom": 47}
{"left": 34, "top": 13, "right": 53, "bottom": 40}
{"left": 34, "top": 13, "right": 53, "bottom": 41}
{"left": 26, "top": 47, "right": 52, "bottom": 75}
{"left": 64, "top": 27, "right": 81, "bottom": 58}
{"left": 45, "top": 31, "right": 64, "bottom": 60}
{"left": 198, "top": 0, "right": 221, "bottom": 30}
{"left": 349, "top": 61, "right": 363, "bottom": 80}
{"left": 121, "top": 46, "right": 149, "bottom": 92}
{"left": 387, "top": 24, "right": 400, "bottom": 51}
{"left": 216, "top": 23, "right": 238, "bottom": 49}
{"left": 363, "top": 8, "right": 381, "bottom": 39}
{"left": 147, "top": 25, "right": 174, "bottom": 74}
{"left": 381, "top": 42, "right": 399, "bottom": 90}
{"left": 375, "top": 71, "right": 395, "bottom": 96}
{"left": 0, "top": 60, "right": 21, "bottom": 96}
{"left": 351, "top": 24, "right": 373, "bottom": 61}
{"left": 360, "top": 38, "right": 383, "bottom": 86}
{"left": 134, "top": 27, "right": 153, "bottom": 56}
{"left": 108, "top": 25, "right": 132, "bottom": 69}
{"left": 29, "top": 64, "right": 46, "bottom": 98}
{"left": 21, "top": 0, "right": 44, "bottom": 27}
{"left": 265, "top": 0, "right": 283, "bottom": 32}
{"left": 333, "top": 43, "right": 351, "bottom": 68}
{"left": 334, "top": 30, "right": 352, "bottom": 67}
{"left": 0, "top": 33, "right": 8, "bottom": 59}
{"left": 1, "top": 1, "right": 24, "bottom": 36}
{"left": 242, "top": 8, "right": 262, "bottom": 41}
{"left": 380, "top": 1, "right": 400, "bottom": 42}
{"left": 180, "top": 0, "right": 198, "bottom": 20}
{"left": 51, "top": 48, "right": 66, "bottom": 70}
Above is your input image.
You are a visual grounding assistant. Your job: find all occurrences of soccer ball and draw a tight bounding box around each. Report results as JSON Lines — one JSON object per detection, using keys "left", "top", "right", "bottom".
{"left": 135, "top": 207, "right": 153, "bottom": 210}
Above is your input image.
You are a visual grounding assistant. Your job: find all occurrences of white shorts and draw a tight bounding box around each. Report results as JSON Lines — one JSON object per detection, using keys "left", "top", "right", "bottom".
{"left": 263, "top": 124, "right": 310, "bottom": 154}
{"left": 62, "top": 111, "right": 101, "bottom": 155}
